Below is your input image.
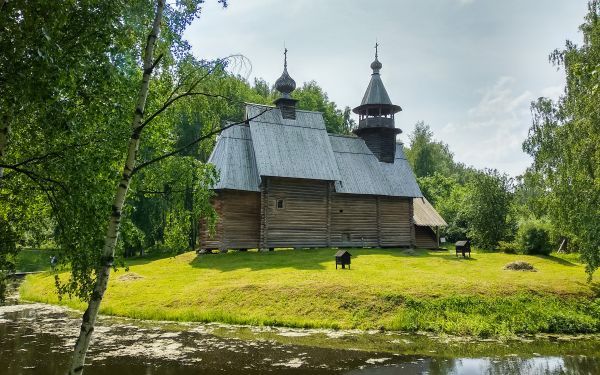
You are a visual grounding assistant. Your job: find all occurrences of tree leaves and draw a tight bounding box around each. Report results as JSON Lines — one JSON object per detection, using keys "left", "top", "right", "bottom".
{"left": 524, "top": 0, "right": 600, "bottom": 277}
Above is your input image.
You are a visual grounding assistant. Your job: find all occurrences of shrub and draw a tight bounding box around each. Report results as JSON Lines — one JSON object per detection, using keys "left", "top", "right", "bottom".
{"left": 517, "top": 220, "right": 552, "bottom": 255}
{"left": 497, "top": 241, "right": 518, "bottom": 254}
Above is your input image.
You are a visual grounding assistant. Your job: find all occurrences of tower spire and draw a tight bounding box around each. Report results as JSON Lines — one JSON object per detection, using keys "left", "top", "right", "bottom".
{"left": 352, "top": 45, "right": 402, "bottom": 163}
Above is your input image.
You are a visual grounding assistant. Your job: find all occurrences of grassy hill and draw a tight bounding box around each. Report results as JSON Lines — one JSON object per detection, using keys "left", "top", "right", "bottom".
{"left": 20, "top": 248, "right": 600, "bottom": 337}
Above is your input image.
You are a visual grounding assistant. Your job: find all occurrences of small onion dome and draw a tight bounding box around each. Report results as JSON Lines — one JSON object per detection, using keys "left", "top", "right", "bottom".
{"left": 370, "top": 57, "right": 382, "bottom": 74}
{"left": 275, "top": 66, "right": 296, "bottom": 97}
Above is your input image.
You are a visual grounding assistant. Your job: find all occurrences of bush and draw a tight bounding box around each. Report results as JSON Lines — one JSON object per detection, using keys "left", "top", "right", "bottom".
{"left": 517, "top": 220, "right": 552, "bottom": 255}
{"left": 497, "top": 241, "right": 518, "bottom": 254}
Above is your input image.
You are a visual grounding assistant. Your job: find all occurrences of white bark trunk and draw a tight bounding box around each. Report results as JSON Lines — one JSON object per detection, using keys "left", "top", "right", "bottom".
{"left": 68, "top": 1, "right": 164, "bottom": 373}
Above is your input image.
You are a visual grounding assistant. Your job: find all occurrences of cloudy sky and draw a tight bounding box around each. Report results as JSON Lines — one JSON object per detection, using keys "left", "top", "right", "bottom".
{"left": 184, "top": 0, "right": 589, "bottom": 176}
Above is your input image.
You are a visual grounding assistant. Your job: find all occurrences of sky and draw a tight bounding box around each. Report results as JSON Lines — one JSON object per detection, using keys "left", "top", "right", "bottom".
{"left": 184, "top": 0, "right": 589, "bottom": 176}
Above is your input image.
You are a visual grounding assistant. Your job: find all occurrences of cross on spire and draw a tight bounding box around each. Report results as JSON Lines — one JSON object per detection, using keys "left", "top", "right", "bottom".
{"left": 374, "top": 41, "right": 379, "bottom": 59}
{"left": 284, "top": 47, "right": 288, "bottom": 68}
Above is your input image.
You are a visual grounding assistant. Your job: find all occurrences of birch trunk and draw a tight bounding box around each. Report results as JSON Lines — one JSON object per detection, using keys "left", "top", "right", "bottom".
{"left": 68, "top": 1, "right": 164, "bottom": 373}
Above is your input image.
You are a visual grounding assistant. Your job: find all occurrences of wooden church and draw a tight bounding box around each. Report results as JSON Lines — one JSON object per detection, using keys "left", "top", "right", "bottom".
{"left": 200, "top": 49, "right": 445, "bottom": 252}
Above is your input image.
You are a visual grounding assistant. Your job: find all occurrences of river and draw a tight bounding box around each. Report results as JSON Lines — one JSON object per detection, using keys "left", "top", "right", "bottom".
{"left": 2, "top": 284, "right": 600, "bottom": 374}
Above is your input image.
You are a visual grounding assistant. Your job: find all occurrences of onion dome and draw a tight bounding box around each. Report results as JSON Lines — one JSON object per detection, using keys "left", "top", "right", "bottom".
{"left": 370, "top": 56, "right": 382, "bottom": 73}
{"left": 273, "top": 48, "right": 298, "bottom": 119}
{"left": 275, "top": 48, "right": 296, "bottom": 98}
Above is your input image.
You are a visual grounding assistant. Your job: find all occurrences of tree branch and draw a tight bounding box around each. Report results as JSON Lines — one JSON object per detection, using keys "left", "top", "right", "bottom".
{"left": 0, "top": 164, "right": 68, "bottom": 193}
{"left": 131, "top": 107, "right": 272, "bottom": 176}
{"left": 142, "top": 55, "right": 244, "bottom": 131}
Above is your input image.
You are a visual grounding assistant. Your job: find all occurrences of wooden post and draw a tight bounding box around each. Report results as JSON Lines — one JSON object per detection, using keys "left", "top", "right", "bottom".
{"left": 260, "top": 177, "right": 268, "bottom": 251}
{"left": 326, "top": 182, "right": 332, "bottom": 248}
{"left": 409, "top": 198, "right": 416, "bottom": 249}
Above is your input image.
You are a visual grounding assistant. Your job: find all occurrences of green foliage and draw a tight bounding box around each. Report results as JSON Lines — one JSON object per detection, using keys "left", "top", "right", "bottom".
{"left": 293, "top": 81, "right": 355, "bottom": 134}
{"left": 523, "top": 1, "right": 600, "bottom": 276}
{"left": 0, "top": 1, "right": 228, "bottom": 300}
{"left": 417, "top": 173, "right": 469, "bottom": 242}
{"left": 163, "top": 211, "right": 191, "bottom": 254}
{"left": 463, "top": 169, "right": 515, "bottom": 249}
{"left": 517, "top": 220, "right": 552, "bottom": 255}
{"left": 405, "top": 122, "right": 456, "bottom": 178}
{"left": 119, "top": 220, "right": 146, "bottom": 258}
{"left": 14, "top": 249, "right": 53, "bottom": 273}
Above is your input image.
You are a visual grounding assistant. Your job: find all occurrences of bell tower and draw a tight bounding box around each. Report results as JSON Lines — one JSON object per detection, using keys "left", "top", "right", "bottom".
{"left": 352, "top": 44, "right": 402, "bottom": 163}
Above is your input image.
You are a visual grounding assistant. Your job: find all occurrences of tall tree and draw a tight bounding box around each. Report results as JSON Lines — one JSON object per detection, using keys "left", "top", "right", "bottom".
{"left": 524, "top": 1, "right": 600, "bottom": 277}
{"left": 463, "top": 169, "right": 514, "bottom": 249}
{"left": 405, "top": 121, "right": 455, "bottom": 178}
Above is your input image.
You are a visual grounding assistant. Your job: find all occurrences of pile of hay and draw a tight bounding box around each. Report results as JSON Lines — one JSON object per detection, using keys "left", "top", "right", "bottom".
{"left": 118, "top": 272, "right": 145, "bottom": 281}
{"left": 504, "top": 261, "right": 536, "bottom": 272}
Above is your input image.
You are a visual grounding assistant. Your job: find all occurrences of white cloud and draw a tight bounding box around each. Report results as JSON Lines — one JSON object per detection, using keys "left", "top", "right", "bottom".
{"left": 440, "top": 76, "right": 534, "bottom": 176}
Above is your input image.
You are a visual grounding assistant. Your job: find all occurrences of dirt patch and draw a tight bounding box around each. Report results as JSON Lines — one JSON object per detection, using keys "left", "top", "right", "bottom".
{"left": 118, "top": 272, "right": 145, "bottom": 281}
{"left": 402, "top": 249, "right": 416, "bottom": 256}
{"left": 504, "top": 261, "right": 537, "bottom": 272}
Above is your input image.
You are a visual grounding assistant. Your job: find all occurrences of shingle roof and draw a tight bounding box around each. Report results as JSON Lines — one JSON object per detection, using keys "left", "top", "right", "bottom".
{"left": 331, "top": 135, "right": 395, "bottom": 196}
{"left": 360, "top": 73, "right": 393, "bottom": 106}
{"left": 207, "top": 124, "right": 260, "bottom": 191}
{"left": 413, "top": 197, "right": 447, "bottom": 227}
{"left": 330, "top": 135, "right": 422, "bottom": 197}
{"left": 246, "top": 104, "right": 341, "bottom": 181}
{"left": 379, "top": 145, "right": 423, "bottom": 197}
{"left": 207, "top": 104, "right": 422, "bottom": 198}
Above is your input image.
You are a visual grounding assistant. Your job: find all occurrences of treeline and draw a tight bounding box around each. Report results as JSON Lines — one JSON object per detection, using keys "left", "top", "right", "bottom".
{"left": 405, "top": 123, "right": 516, "bottom": 251}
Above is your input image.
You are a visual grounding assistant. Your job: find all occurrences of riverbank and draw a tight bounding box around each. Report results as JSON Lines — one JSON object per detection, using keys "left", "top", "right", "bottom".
{"left": 20, "top": 248, "right": 600, "bottom": 337}
{"left": 4, "top": 300, "right": 600, "bottom": 374}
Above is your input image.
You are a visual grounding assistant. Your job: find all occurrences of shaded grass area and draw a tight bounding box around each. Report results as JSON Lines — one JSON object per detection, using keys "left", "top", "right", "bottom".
{"left": 14, "top": 249, "right": 53, "bottom": 272}
{"left": 20, "top": 248, "right": 600, "bottom": 337}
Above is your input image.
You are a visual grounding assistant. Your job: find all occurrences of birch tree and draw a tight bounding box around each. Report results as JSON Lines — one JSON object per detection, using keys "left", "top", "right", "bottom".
{"left": 67, "top": 2, "right": 166, "bottom": 371}
{"left": 524, "top": 0, "right": 600, "bottom": 277}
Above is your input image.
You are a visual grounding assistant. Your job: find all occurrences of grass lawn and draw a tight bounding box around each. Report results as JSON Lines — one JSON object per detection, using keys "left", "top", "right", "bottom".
{"left": 20, "top": 248, "right": 600, "bottom": 337}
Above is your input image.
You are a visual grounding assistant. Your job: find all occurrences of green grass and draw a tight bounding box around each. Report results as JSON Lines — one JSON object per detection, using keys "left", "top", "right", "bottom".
{"left": 20, "top": 248, "right": 600, "bottom": 337}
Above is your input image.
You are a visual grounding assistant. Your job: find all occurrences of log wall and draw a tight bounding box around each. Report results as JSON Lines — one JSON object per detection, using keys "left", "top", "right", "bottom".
{"left": 200, "top": 190, "right": 260, "bottom": 250}
{"left": 264, "top": 177, "right": 329, "bottom": 248}
{"left": 200, "top": 178, "right": 415, "bottom": 250}
{"left": 415, "top": 225, "right": 438, "bottom": 249}
{"left": 330, "top": 194, "right": 379, "bottom": 247}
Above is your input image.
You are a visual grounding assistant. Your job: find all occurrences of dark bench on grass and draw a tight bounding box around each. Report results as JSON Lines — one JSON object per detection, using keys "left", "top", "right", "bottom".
{"left": 455, "top": 240, "right": 471, "bottom": 258}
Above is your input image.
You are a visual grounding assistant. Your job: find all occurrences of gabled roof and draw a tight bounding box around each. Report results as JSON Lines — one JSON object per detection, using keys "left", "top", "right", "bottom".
{"left": 331, "top": 135, "right": 421, "bottom": 197}
{"left": 206, "top": 104, "right": 422, "bottom": 198}
{"left": 246, "top": 104, "right": 341, "bottom": 181}
{"left": 413, "top": 197, "right": 447, "bottom": 227}
{"left": 208, "top": 125, "right": 260, "bottom": 192}
{"left": 335, "top": 250, "right": 352, "bottom": 257}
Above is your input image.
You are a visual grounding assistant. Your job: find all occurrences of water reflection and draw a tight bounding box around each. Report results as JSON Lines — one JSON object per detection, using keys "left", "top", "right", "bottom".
{"left": 1, "top": 301, "right": 599, "bottom": 374}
